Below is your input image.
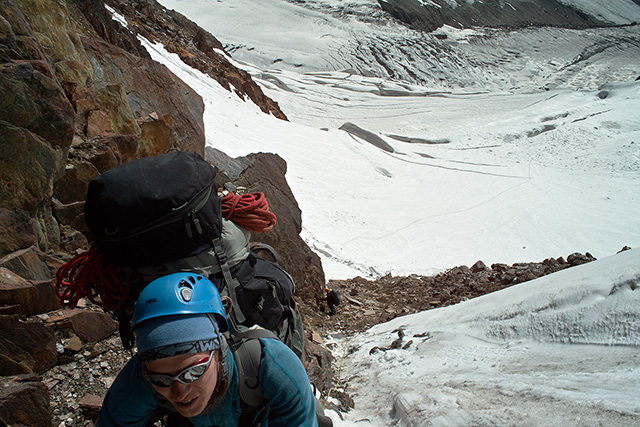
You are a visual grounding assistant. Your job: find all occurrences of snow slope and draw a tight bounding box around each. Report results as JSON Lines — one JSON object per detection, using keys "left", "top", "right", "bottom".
{"left": 328, "top": 248, "right": 640, "bottom": 425}
{"left": 141, "top": 26, "right": 640, "bottom": 277}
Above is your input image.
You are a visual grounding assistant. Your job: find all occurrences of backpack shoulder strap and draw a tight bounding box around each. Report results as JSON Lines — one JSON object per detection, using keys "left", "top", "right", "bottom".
{"left": 227, "top": 328, "right": 278, "bottom": 427}
{"left": 213, "top": 237, "right": 247, "bottom": 324}
{"left": 229, "top": 328, "right": 334, "bottom": 427}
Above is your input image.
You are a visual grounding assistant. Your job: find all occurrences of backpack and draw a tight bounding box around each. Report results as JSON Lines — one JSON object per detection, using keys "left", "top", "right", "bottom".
{"left": 83, "top": 150, "right": 221, "bottom": 268}
{"left": 57, "top": 151, "right": 305, "bottom": 359}
{"left": 56, "top": 152, "right": 331, "bottom": 425}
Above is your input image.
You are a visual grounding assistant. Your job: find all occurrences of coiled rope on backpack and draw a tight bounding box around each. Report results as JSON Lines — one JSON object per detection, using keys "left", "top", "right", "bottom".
{"left": 56, "top": 192, "right": 277, "bottom": 310}
{"left": 55, "top": 249, "right": 127, "bottom": 311}
{"left": 222, "top": 192, "right": 276, "bottom": 233}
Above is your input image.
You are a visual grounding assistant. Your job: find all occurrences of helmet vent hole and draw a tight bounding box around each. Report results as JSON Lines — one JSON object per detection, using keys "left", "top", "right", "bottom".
{"left": 179, "top": 279, "right": 194, "bottom": 289}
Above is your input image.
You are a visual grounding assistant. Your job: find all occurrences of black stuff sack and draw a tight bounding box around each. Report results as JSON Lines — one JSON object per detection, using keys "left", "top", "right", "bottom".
{"left": 84, "top": 151, "right": 222, "bottom": 268}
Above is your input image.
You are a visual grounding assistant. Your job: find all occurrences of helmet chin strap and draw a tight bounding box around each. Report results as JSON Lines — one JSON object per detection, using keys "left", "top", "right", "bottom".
{"left": 208, "top": 313, "right": 229, "bottom": 380}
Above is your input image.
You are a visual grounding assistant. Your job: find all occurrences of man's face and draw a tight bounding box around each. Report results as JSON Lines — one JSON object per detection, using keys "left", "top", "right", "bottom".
{"left": 145, "top": 351, "right": 219, "bottom": 418}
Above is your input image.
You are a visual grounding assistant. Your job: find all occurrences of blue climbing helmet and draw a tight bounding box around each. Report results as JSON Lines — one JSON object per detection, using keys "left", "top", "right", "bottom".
{"left": 132, "top": 272, "right": 228, "bottom": 332}
{"left": 132, "top": 273, "right": 229, "bottom": 363}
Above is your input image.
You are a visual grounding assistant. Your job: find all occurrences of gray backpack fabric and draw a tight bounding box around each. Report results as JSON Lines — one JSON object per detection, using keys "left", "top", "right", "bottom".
{"left": 133, "top": 219, "right": 251, "bottom": 283}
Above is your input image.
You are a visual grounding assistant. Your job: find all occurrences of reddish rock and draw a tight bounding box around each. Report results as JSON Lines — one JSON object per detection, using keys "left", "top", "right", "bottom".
{"left": 86, "top": 109, "right": 114, "bottom": 137}
{"left": 80, "top": 35, "right": 205, "bottom": 155}
{"left": 102, "top": 134, "right": 139, "bottom": 164}
{"left": 49, "top": 309, "right": 117, "bottom": 343}
{"left": 137, "top": 113, "right": 174, "bottom": 157}
{"left": 110, "top": 0, "right": 287, "bottom": 121}
{"left": 79, "top": 393, "right": 103, "bottom": 421}
{"left": 0, "top": 246, "right": 57, "bottom": 281}
{"left": 53, "top": 161, "right": 100, "bottom": 205}
{"left": 0, "top": 316, "right": 57, "bottom": 375}
{"left": 0, "top": 375, "right": 53, "bottom": 427}
{"left": 207, "top": 149, "right": 327, "bottom": 309}
{"left": 471, "top": 260, "right": 488, "bottom": 273}
{"left": 87, "top": 145, "right": 121, "bottom": 174}
{"left": 0, "top": 268, "right": 60, "bottom": 316}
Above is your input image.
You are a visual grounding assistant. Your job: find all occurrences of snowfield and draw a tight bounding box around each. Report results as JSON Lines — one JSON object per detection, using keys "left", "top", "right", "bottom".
{"left": 329, "top": 248, "right": 640, "bottom": 425}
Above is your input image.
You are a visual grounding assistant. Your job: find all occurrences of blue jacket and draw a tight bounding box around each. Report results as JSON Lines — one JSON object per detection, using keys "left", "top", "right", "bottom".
{"left": 97, "top": 338, "right": 318, "bottom": 426}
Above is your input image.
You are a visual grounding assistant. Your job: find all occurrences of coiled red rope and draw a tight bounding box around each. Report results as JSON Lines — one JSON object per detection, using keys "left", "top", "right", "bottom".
{"left": 221, "top": 192, "right": 277, "bottom": 232}
{"left": 55, "top": 249, "right": 127, "bottom": 311}
{"left": 55, "top": 192, "right": 277, "bottom": 310}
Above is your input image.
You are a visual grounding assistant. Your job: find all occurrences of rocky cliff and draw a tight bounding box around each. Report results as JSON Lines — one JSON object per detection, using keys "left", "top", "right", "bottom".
{"left": 1, "top": 1, "right": 325, "bottom": 424}
{"left": 378, "top": 0, "right": 627, "bottom": 33}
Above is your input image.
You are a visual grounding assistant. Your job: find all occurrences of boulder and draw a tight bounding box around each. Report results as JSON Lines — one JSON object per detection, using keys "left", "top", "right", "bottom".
{"left": 53, "top": 161, "right": 100, "bottom": 205}
{"left": 48, "top": 309, "right": 117, "bottom": 343}
{"left": 84, "top": 145, "right": 120, "bottom": 174}
{"left": 0, "top": 316, "right": 57, "bottom": 375}
{"left": 0, "top": 246, "right": 58, "bottom": 281}
{"left": 567, "top": 252, "right": 596, "bottom": 266}
{"left": 79, "top": 393, "right": 103, "bottom": 421}
{"left": 305, "top": 340, "right": 335, "bottom": 394}
{"left": 0, "top": 268, "right": 60, "bottom": 316}
{"left": 52, "top": 200, "right": 85, "bottom": 227}
{"left": 471, "top": 260, "right": 488, "bottom": 273}
{"left": 0, "top": 375, "right": 52, "bottom": 427}
{"left": 86, "top": 109, "right": 115, "bottom": 137}
{"left": 100, "top": 134, "right": 139, "bottom": 164}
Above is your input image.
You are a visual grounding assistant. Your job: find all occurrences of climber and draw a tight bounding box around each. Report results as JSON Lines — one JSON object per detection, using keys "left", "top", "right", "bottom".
{"left": 96, "top": 272, "right": 317, "bottom": 426}
{"left": 325, "top": 287, "right": 341, "bottom": 316}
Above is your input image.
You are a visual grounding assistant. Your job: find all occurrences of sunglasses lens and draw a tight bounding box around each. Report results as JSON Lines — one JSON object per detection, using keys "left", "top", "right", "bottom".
{"left": 146, "top": 375, "right": 173, "bottom": 387}
{"left": 178, "top": 365, "right": 207, "bottom": 383}
{"left": 145, "top": 352, "right": 213, "bottom": 387}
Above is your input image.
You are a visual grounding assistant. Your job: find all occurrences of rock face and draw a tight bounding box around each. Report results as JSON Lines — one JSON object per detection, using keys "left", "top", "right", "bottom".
{"left": 379, "top": 0, "right": 610, "bottom": 33}
{"left": 206, "top": 148, "right": 327, "bottom": 312}
{"left": 109, "top": 0, "right": 287, "bottom": 121}
{"left": 0, "top": 0, "right": 196, "bottom": 259}
{"left": 0, "top": 0, "right": 289, "bottom": 264}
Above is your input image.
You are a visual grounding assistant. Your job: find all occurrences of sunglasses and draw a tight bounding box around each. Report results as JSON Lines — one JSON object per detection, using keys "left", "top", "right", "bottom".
{"left": 144, "top": 351, "right": 215, "bottom": 388}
